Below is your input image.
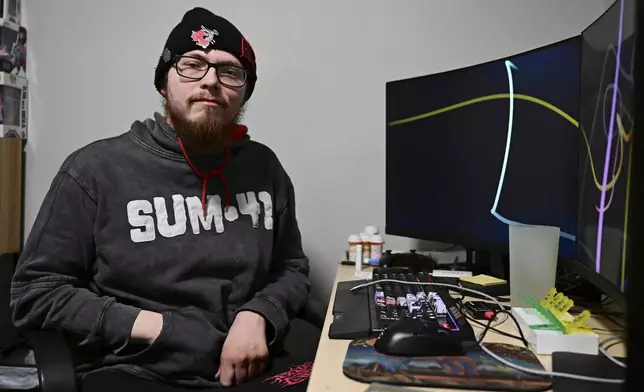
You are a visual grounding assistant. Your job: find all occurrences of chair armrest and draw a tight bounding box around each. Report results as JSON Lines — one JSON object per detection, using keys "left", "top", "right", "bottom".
{"left": 297, "top": 305, "right": 324, "bottom": 330}
{"left": 25, "top": 330, "right": 78, "bottom": 392}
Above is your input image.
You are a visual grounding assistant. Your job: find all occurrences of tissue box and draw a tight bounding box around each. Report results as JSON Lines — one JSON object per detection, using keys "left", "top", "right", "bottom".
{"left": 512, "top": 307, "right": 599, "bottom": 355}
{"left": 0, "top": 72, "right": 27, "bottom": 138}
{"left": 0, "top": 0, "right": 21, "bottom": 28}
{"left": 0, "top": 23, "right": 25, "bottom": 76}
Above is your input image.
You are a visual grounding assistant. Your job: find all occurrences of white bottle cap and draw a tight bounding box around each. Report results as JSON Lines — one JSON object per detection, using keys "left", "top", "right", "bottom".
{"left": 359, "top": 232, "right": 370, "bottom": 242}
{"left": 370, "top": 234, "right": 384, "bottom": 243}
{"left": 364, "top": 225, "right": 379, "bottom": 235}
{"left": 348, "top": 234, "right": 361, "bottom": 243}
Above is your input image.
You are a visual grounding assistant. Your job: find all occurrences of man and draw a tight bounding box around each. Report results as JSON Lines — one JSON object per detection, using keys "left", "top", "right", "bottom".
{"left": 10, "top": 7, "right": 319, "bottom": 391}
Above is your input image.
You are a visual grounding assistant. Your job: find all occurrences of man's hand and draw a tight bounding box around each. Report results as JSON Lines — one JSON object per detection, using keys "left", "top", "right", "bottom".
{"left": 130, "top": 310, "right": 163, "bottom": 344}
{"left": 216, "top": 311, "right": 269, "bottom": 387}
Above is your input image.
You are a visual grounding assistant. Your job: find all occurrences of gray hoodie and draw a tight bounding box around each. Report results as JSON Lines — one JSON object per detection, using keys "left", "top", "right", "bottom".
{"left": 9, "top": 113, "right": 310, "bottom": 387}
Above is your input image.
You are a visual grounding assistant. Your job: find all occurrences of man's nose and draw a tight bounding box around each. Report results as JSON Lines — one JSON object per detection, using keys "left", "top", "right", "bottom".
{"left": 201, "top": 67, "right": 220, "bottom": 87}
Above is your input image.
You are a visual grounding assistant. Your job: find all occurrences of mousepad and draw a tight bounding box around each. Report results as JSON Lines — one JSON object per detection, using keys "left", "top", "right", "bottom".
{"left": 342, "top": 339, "right": 551, "bottom": 391}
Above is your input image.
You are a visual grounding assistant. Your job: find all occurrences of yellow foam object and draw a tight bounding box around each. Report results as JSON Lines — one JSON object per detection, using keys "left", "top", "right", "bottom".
{"left": 539, "top": 287, "right": 594, "bottom": 335}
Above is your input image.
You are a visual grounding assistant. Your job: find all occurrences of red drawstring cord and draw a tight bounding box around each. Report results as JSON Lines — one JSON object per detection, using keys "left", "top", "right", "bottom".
{"left": 177, "top": 138, "right": 231, "bottom": 216}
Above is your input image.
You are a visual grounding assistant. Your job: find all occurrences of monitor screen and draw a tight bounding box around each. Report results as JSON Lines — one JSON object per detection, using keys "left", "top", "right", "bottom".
{"left": 576, "top": 0, "right": 634, "bottom": 298}
{"left": 386, "top": 37, "right": 581, "bottom": 259}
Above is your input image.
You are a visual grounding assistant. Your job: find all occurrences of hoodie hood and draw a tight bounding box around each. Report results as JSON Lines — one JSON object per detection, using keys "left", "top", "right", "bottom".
{"left": 130, "top": 112, "right": 251, "bottom": 215}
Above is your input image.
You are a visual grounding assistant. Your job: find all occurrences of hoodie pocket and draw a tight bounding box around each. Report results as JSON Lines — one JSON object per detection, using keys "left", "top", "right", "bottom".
{"left": 119, "top": 307, "right": 228, "bottom": 382}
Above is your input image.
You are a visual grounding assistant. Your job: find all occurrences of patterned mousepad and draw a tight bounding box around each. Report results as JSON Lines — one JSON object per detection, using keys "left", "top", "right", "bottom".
{"left": 343, "top": 339, "right": 551, "bottom": 391}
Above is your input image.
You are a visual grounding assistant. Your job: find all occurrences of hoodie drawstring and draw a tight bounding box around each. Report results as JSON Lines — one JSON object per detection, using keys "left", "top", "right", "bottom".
{"left": 177, "top": 138, "right": 230, "bottom": 216}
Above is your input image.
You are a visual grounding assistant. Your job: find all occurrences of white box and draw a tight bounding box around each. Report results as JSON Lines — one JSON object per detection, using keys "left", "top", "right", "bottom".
{"left": 0, "top": 72, "right": 27, "bottom": 138}
{"left": 512, "top": 307, "right": 599, "bottom": 356}
{"left": 0, "top": 0, "right": 21, "bottom": 29}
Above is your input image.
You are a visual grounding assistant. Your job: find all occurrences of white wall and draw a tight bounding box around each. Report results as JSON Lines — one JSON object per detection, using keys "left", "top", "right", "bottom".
{"left": 23, "top": 0, "right": 609, "bottom": 315}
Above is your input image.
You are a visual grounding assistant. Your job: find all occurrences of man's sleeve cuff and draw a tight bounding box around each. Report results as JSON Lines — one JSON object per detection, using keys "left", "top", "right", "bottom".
{"left": 236, "top": 295, "right": 288, "bottom": 346}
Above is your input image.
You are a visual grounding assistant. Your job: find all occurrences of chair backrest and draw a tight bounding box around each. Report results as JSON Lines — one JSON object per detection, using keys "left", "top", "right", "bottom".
{"left": 0, "top": 253, "right": 21, "bottom": 351}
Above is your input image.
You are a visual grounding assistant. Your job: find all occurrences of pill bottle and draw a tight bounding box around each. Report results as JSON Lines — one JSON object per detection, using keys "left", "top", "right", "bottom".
{"left": 360, "top": 232, "right": 371, "bottom": 263}
{"left": 348, "top": 234, "right": 362, "bottom": 263}
{"left": 364, "top": 225, "right": 379, "bottom": 236}
{"left": 370, "top": 235, "right": 385, "bottom": 260}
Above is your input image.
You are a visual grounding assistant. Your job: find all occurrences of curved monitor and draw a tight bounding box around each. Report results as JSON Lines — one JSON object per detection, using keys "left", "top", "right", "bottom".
{"left": 574, "top": 0, "right": 635, "bottom": 305}
{"left": 385, "top": 37, "right": 581, "bottom": 260}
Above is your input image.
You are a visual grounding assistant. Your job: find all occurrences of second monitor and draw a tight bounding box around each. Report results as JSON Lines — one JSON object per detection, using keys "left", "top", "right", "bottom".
{"left": 385, "top": 37, "right": 581, "bottom": 259}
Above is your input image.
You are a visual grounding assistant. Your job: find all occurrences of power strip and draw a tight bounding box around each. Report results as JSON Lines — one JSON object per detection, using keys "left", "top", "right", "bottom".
{"left": 512, "top": 307, "right": 599, "bottom": 355}
{"left": 432, "top": 270, "right": 473, "bottom": 278}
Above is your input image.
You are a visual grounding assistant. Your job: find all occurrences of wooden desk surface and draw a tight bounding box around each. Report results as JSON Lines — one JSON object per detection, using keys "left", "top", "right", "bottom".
{"left": 307, "top": 265, "right": 625, "bottom": 392}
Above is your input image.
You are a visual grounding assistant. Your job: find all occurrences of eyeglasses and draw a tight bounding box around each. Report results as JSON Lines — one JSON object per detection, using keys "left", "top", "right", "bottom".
{"left": 174, "top": 55, "right": 248, "bottom": 88}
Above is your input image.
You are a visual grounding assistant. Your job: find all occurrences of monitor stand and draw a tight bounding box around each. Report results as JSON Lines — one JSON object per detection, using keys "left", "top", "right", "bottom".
{"left": 466, "top": 248, "right": 508, "bottom": 279}
{"left": 552, "top": 352, "right": 625, "bottom": 391}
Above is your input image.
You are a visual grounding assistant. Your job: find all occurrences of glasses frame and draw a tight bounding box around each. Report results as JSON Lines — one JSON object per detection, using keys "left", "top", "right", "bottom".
{"left": 173, "top": 55, "right": 248, "bottom": 88}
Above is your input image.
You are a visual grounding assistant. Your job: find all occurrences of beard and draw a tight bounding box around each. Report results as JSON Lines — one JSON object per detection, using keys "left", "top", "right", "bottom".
{"left": 163, "top": 95, "right": 245, "bottom": 154}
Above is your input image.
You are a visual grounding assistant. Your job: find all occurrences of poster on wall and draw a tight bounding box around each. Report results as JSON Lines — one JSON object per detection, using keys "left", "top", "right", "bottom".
{"left": 0, "top": 72, "right": 27, "bottom": 139}
{"left": 0, "top": 24, "right": 25, "bottom": 77}
{"left": 0, "top": 0, "right": 21, "bottom": 29}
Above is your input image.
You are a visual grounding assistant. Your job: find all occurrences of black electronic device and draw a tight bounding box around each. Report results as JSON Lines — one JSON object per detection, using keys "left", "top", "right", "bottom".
{"left": 378, "top": 249, "right": 437, "bottom": 272}
{"left": 463, "top": 300, "right": 504, "bottom": 320}
{"left": 374, "top": 318, "right": 464, "bottom": 357}
{"left": 386, "top": 37, "right": 581, "bottom": 261}
{"left": 552, "top": 352, "right": 625, "bottom": 392}
{"left": 329, "top": 267, "right": 475, "bottom": 342}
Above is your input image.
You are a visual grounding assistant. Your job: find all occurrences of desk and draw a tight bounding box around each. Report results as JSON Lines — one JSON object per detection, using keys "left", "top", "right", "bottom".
{"left": 307, "top": 265, "right": 625, "bottom": 391}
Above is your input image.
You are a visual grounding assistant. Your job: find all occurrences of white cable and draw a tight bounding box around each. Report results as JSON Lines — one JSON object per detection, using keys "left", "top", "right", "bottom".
{"left": 350, "top": 279, "right": 625, "bottom": 384}
{"left": 599, "top": 347, "right": 626, "bottom": 368}
{"left": 599, "top": 337, "right": 626, "bottom": 368}
{"left": 479, "top": 343, "right": 623, "bottom": 384}
{"left": 475, "top": 313, "right": 625, "bottom": 384}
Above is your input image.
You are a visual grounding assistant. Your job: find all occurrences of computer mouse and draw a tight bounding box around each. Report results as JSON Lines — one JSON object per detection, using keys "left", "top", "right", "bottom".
{"left": 374, "top": 318, "right": 464, "bottom": 357}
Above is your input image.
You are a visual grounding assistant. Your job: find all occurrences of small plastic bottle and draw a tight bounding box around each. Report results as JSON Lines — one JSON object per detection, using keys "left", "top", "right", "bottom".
{"left": 348, "top": 234, "right": 362, "bottom": 263}
{"left": 360, "top": 232, "right": 371, "bottom": 263}
{"left": 364, "top": 225, "right": 379, "bottom": 236}
{"left": 370, "top": 234, "right": 385, "bottom": 260}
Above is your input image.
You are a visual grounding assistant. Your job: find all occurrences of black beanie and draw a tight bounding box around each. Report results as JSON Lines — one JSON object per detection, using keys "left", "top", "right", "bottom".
{"left": 154, "top": 8, "right": 257, "bottom": 101}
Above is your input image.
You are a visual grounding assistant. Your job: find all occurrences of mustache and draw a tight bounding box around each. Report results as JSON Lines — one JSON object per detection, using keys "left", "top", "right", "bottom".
{"left": 190, "top": 94, "right": 226, "bottom": 106}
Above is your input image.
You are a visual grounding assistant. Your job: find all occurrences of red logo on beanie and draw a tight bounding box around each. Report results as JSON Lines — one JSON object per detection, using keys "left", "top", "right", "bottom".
{"left": 191, "top": 25, "right": 219, "bottom": 49}
{"left": 241, "top": 37, "right": 255, "bottom": 63}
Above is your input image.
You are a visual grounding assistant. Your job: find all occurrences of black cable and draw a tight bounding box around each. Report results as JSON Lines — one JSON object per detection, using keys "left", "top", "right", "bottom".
{"left": 594, "top": 327, "right": 626, "bottom": 334}
{"left": 461, "top": 309, "right": 529, "bottom": 351}
{"left": 464, "top": 313, "right": 529, "bottom": 345}
{"left": 601, "top": 314, "right": 627, "bottom": 330}
{"left": 498, "top": 309, "right": 529, "bottom": 348}
{"left": 604, "top": 341, "right": 623, "bottom": 351}
{"left": 455, "top": 298, "right": 528, "bottom": 345}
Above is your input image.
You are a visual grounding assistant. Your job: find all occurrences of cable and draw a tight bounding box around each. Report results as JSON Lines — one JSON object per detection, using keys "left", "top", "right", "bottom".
{"left": 599, "top": 336, "right": 627, "bottom": 368}
{"left": 351, "top": 279, "right": 625, "bottom": 384}
{"left": 600, "top": 347, "right": 626, "bottom": 368}
{"left": 601, "top": 314, "right": 627, "bottom": 329}
{"left": 477, "top": 316, "right": 626, "bottom": 384}
{"left": 457, "top": 302, "right": 527, "bottom": 346}
{"left": 603, "top": 340, "right": 623, "bottom": 351}
{"left": 479, "top": 344, "right": 624, "bottom": 384}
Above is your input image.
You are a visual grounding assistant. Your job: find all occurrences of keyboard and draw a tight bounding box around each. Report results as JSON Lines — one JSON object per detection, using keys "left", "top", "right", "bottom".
{"left": 329, "top": 267, "right": 476, "bottom": 342}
